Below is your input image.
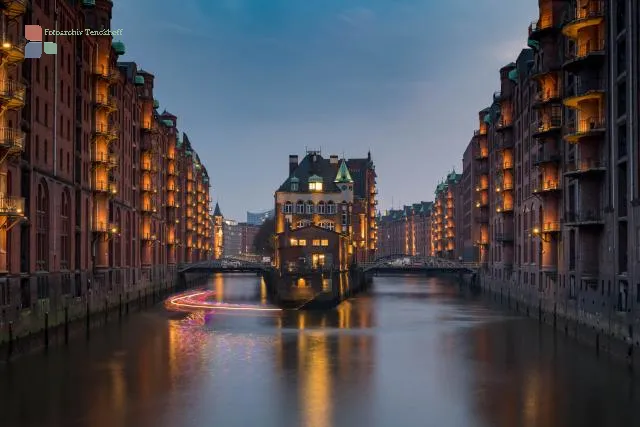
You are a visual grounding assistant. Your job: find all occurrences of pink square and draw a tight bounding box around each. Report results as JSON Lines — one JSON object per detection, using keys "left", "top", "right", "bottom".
{"left": 25, "top": 25, "right": 42, "bottom": 41}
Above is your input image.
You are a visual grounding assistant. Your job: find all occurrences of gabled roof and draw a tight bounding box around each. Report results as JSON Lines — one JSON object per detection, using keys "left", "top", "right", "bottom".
{"left": 277, "top": 153, "right": 342, "bottom": 193}
{"left": 334, "top": 160, "right": 353, "bottom": 183}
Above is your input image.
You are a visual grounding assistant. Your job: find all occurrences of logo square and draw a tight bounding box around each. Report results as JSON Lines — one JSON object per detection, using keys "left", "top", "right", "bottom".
{"left": 25, "top": 25, "right": 42, "bottom": 42}
{"left": 43, "top": 42, "right": 57, "bottom": 55}
{"left": 25, "top": 42, "right": 42, "bottom": 59}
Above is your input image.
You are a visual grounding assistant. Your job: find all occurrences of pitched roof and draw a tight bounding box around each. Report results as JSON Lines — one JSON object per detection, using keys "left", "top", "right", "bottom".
{"left": 277, "top": 153, "right": 342, "bottom": 193}
{"left": 335, "top": 160, "right": 354, "bottom": 183}
{"left": 213, "top": 202, "right": 222, "bottom": 217}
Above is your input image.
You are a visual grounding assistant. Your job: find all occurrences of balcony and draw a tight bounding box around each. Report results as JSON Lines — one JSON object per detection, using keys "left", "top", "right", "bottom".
{"left": 532, "top": 89, "right": 561, "bottom": 107}
{"left": 94, "top": 65, "right": 119, "bottom": 82}
{"left": 140, "top": 183, "right": 156, "bottom": 193}
{"left": 502, "top": 161, "right": 513, "bottom": 170}
{"left": 95, "top": 94, "right": 118, "bottom": 112}
{"left": 528, "top": 16, "right": 556, "bottom": 41}
{"left": 531, "top": 58, "right": 563, "bottom": 80}
{"left": 475, "top": 239, "right": 489, "bottom": 247}
{"left": 541, "top": 222, "right": 561, "bottom": 233}
{"left": 562, "top": 1, "right": 605, "bottom": 39}
{"left": 532, "top": 116, "right": 562, "bottom": 138}
{"left": 496, "top": 233, "right": 514, "bottom": 243}
{"left": 564, "top": 39, "right": 605, "bottom": 72}
{"left": 564, "top": 117, "right": 605, "bottom": 143}
{"left": 0, "top": 80, "right": 26, "bottom": 109}
{"left": 533, "top": 180, "right": 561, "bottom": 195}
{"left": 532, "top": 151, "right": 561, "bottom": 166}
{"left": 565, "top": 210, "right": 604, "bottom": 227}
{"left": 495, "top": 118, "right": 513, "bottom": 132}
{"left": 141, "top": 121, "right": 158, "bottom": 133}
{"left": 563, "top": 79, "right": 605, "bottom": 109}
{"left": 93, "top": 180, "right": 117, "bottom": 196}
{"left": 0, "top": 33, "right": 26, "bottom": 63}
{"left": 474, "top": 150, "right": 488, "bottom": 160}
{"left": 0, "top": 127, "right": 24, "bottom": 154}
{"left": 167, "top": 200, "right": 180, "bottom": 208}
{"left": 141, "top": 233, "right": 157, "bottom": 241}
{"left": 141, "top": 204, "right": 157, "bottom": 214}
{"left": 0, "top": 195, "right": 24, "bottom": 216}
{"left": 473, "top": 129, "right": 487, "bottom": 137}
{"left": 564, "top": 158, "right": 606, "bottom": 177}
{"left": 496, "top": 203, "right": 513, "bottom": 214}
{"left": 91, "top": 152, "right": 118, "bottom": 168}
{"left": 475, "top": 200, "right": 488, "bottom": 209}
{"left": 2, "top": 0, "right": 28, "bottom": 19}
{"left": 92, "top": 222, "right": 118, "bottom": 234}
{"left": 141, "top": 161, "right": 158, "bottom": 173}
{"left": 94, "top": 124, "right": 118, "bottom": 141}
{"left": 496, "top": 181, "right": 514, "bottom": 192}
{"left": 475, "top": 183, "right": 489, "bottom": 192}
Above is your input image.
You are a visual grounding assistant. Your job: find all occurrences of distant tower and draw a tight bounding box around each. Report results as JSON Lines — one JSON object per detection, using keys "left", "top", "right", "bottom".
{"left": 213, "top": 202, "right": 224, "bottom": 259}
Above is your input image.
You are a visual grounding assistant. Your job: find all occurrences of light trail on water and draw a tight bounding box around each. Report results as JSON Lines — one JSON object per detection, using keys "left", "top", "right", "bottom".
{"left": 166, "top": 290, "right": 283, "bottom": 313}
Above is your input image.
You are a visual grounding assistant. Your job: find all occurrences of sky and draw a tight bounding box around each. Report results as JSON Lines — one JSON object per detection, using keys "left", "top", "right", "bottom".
{"left": 113, "top": 0, "right": 537, "bottom": 221}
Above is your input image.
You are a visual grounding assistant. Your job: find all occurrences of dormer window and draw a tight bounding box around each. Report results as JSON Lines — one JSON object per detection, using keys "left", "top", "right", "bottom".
{"left": 308, "top": 175, "right": 323, "bottom": 192}
{"left": 291, "top": 182, "right": 298, "bottom": 191}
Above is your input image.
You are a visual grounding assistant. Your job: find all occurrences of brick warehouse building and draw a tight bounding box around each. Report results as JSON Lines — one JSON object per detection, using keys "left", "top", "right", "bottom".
{"left": 0, "top": 1, "right": 212, "bottom": 334}
{"left": 377, "top": 202, "right": 433, "bottom": 258}
{"left": 456, "top": 0, "right": 640, "bottom": 346}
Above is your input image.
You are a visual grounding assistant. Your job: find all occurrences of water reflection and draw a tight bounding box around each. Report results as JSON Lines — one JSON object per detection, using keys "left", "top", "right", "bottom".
{"left": 0, "top": 274, "right": 639, "bottom": 427}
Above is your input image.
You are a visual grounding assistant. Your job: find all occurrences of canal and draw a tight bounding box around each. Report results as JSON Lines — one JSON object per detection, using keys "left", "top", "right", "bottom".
{"left": 1, "top": 274, "right": 639, "bottom": 427}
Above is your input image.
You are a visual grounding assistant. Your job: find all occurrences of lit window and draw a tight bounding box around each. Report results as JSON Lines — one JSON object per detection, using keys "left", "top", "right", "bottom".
{"left": 321, "top": 239, "right": 329, "bottom": 246}
{"left": 319, "top": 221, "right": 335, "bottom": 231}
{"left": 290, "top": 238, "right": 299, "bottom": 246}
{"left": 298, "top": 239, "right": 307, "bottom": 246}
{"left": 312, "top": 239, "right": 321, "bottom": 246}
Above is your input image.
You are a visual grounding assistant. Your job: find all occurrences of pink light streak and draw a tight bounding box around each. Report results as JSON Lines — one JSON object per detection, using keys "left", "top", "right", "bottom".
{"left": 166, "top": 290, "right": 282, "bottom": 313}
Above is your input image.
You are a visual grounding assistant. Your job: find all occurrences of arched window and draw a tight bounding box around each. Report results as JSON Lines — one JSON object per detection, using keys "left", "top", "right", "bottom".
{"left": 296, "top": 201, "right": 304, "bottom": 214}
{"left": 317, "top": 201, "right": 326, "bottom": 214}
{"left": 305, "top": 201, "right": 314, "bottom": 214}
{"left": 283, "top": 201, "right": 293, "bottom": 214}
{"left": 296, "top": 219, "right": 312, "bottom": 229}
{"left": 36, "top": 180, "right": 49, "bottom": 271}
{"left": 60, "top": 189, "right": 70, "bottom": 270}
{"left": 319, "top": 221, "right": 335, "bottom": 231}
{"left": 327, "top": 201, "right": 336, "bottom": 214}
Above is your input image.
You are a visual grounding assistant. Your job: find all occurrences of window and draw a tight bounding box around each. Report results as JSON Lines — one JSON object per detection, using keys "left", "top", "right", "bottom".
{"left": 291, "top": 180, "right": 298, "bottom": 191}
{"left": 290, "top": 239, "right": 299, "bottom": 246}
{"left": 35, "top": 97, "right": 40, "bottom": 122}
{"left": 319, "top": 221, "right": 335, "bottom": 231}
{"left": 283, "top": 202, "right": 293, "bottom": 214}
{"left": 298, "top": 239, "right": 307, "bottom": 246}
{"left": 342, "top": 212, "right": 348, "bottom": 227}
{"left": 44, "top": 66, "right": 48, "bottom": 90}
{"left": 296, "top": 220, "right": 311, "bottom": 229}
{"left": 313, "top": 240, "right": 321, "bottom": 246}
{"left": 44, "top": 103, "right": 48, "bottom": 126}
{"left": 305, "top": 201, "right": 314, "bottom": 214}
{"left": 296, "top": 201, "right": 304, "bottom": 214}
{"left": 321, "top": 239, "right": 329, "bottom": 246}
{"left": 309, "top": 180, "right": 323, "bottom": 191}
{"left": 327, "top": 201, "right": 336, "bottom": 214}
{"left": 36, "top": 180, "right": 49, "bottom": 271}
{"left": 317, "top": 201, "right": 326, "bottom": 214}
{"left": 60, "top": 190, "right": 70, "bottom": 270}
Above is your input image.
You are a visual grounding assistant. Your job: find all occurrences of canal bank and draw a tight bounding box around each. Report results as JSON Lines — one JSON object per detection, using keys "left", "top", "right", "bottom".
{"left": 462, "top": 272, "right": 640, "bottom": 370}
{"left": 0, "top": 270, "right": 211, "bottom": 361}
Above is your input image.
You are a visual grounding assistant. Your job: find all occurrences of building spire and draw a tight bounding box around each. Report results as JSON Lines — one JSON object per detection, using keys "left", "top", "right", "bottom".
{"left": 213, "top": 202, "right": 222, "bottom": 217}
{"left": 335, "top": 159, "right": 354, "bottom": 183}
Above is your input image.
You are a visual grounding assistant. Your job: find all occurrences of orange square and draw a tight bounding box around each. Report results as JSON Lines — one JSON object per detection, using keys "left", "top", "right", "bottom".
{"left": 25, "top": 25, "right": 42, "bottom": 42}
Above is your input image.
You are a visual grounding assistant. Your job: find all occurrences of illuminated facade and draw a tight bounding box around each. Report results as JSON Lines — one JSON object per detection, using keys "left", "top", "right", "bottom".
{"left": 430, "top": 172, "right": 462, "bottom": 259}
{"left": 213, "top": 202, "right": 224, "bottom": 259}
{"left": 458, "top": 0, "right": 640, "bottom": 338}
{"left": 274, "top": 151, "right": 377, "bottom": 271}
{"left": 0, "top": 1, "right": 212, "bottom": 329}
{"left": 377, "top": 202, "right": 432, "bottom": 258}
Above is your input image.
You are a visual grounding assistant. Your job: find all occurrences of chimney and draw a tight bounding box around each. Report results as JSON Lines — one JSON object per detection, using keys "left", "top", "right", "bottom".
{"left": 289, "top": 155, "right": 298, "bottom": 175}
{"left": 330, "top": 155, "right": 339, "bottom": 165}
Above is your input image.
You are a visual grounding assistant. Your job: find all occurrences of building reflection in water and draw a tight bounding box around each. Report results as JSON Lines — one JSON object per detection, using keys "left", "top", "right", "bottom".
{"left": 275, "top": 295, "right": 376, "bottom": 427}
